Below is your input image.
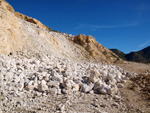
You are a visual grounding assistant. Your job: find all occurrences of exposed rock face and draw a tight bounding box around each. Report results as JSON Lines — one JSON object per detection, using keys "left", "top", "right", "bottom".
{"left": 14, "top": 12, "right": 53, "bottom": 31}
{"left": 0, "top": 1, "right": 91, "bottom": 61}
{"left": 0, "top": 0, "right": 52, "bottom": 31}
{"left": 0, "top": 0, "right": 24, "bottom": 54}
{"left": 0, "top": 0, "right": 14, "bottom": 12}
{"left": 73, "top": 34, "right": 121, "bottom": 63}
{"left": 0, "top": 0, "right": 121, "bottom": 64}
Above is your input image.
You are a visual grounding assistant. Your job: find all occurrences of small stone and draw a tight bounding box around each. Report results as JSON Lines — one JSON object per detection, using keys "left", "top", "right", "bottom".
{"left": 61, "top": 80, "right": 72, "bottom": 89}
{"left": 38, "top": 80, "right": 48, "bottom": 92}
{"left": 5, "top": 72, "right": 14, "bottom": 81}
{"left": 56, "top": 104, "right": 65, "bottom": 112}
{"left": 34, "top": 91, "right": 42, "bottom": 97}
{"left": 100, "top": 104, "right": 106, "bottom": 108}
{"left": 33, "top": 77, "right": 38, "bottom": 88}
{"left": 27, "top": 81, "right": 34, "bottom": 90}
{"left": 48, "top": 88, "right": 58, "bottom": 96}
{"left": 61, "top": 88, "right": 67, "bottom": 94}
{"left": 0, "top": 108, "right": 2, "bottom": 113}
{"left": 109, "top": 86, "right": 118, "bottom": 95}
{"left": 44, "top": 74, "right": 50, "bottom": 81}
{"left": 56, "top": 63, "right": 63, "bottom": 73}
{"left": 51, "top": 74, "right": 62, "bottom": 83}
{"left": 117, "top": 83, "right": 124, "bottom": 88}
{"left": 47, "top": 81, "right": 59, "bottom": 89}
{"left": 81, "top": 83, "right": 94, "bottom": 93}
{"left": 17, "top": 79, "right": 24, "bottom": 91}
{"left": 111, "top": 102, "right": 119, "bottom": 108}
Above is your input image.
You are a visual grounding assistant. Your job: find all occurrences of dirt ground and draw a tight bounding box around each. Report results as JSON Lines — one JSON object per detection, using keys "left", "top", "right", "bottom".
{"left": 116, "top": 61, "right": 150, "bottom": 113}
{"left": 116, "top": 61, "right": 150, "bottom": 74}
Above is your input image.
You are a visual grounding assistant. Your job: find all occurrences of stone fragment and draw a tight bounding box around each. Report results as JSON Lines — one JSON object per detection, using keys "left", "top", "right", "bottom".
{"left": 117, "top": 83, "right": 124, "bottom": 88}
{"left": 94, "top": 80, "right": 111, "bottom": 94}
{"left": 17, "top": 79, "right": 24, "bottom": 91}
{"left": 81, "top": 83, "right": 94, "bottom": 93}
{"left": 5, "top": 72, "right": 14, "bottom": 81}
{"left": 61, "top": 80, "right": 72, "bottom": 89}
{"left": 38, "top": 80, "right": 48, "bottom": 92}
{"left": 33, "top": 77, "right": 38, "bottom": 88}
{"left": 48, "top": 88, "right": 58, "bottom": 96}
{"left": 27, "top": 81, "right": 34, "bottom": 91}
{"left": 47, "top": 81, "right": 59, "bottom": 89}
{"left": 89, "top": 68, "right": 100, "bottom": 83}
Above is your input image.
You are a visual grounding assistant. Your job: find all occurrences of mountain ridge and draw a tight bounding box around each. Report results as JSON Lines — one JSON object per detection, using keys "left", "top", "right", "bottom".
{"left": 110, "top": 46, "right": 150, "bottom": 63}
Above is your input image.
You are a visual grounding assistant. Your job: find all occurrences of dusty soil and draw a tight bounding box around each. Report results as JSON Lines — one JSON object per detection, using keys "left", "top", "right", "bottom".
{"left": 116, "top": 61, "right": 150, "bottom": 113}
{"left": 116, "top": 61, "right": 150, "bottom": 74}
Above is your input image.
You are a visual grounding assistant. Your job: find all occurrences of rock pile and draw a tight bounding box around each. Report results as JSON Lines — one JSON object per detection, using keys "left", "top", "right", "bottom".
{"left": 0, "top": 53, "right": 136, "bottom": 98}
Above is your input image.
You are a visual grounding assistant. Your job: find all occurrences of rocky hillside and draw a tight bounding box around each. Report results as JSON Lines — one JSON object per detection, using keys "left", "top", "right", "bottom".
{"left": 0, "top": 0, "right": 121, "bottom": 64}
{"left": 111, "top": 46, "right": 150, "bottom": 63}
{"left": 2, "top": 0, "right": 150, "bottom": 113}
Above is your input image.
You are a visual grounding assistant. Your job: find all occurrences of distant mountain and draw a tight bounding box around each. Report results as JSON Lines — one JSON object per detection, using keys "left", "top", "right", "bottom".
{"left": 110, "top": 49, "right": 126, "bottom": 60}
{"left": 110, "top": 46, "right": 150, "bottom": 63}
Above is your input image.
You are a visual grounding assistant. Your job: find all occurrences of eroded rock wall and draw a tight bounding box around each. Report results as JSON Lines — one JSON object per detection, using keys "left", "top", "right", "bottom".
{"left": 73, "top": 34, "right": 121, "bottom": 63}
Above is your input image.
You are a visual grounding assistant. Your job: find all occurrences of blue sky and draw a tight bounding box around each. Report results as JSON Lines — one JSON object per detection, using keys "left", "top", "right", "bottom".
{"left": 7, "top": 0, "right": 150, "bottom": 53}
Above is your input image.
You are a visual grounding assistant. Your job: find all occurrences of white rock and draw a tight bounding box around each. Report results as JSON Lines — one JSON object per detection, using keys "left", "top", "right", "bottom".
{"left": 27, "top": 81, "right": 34, "bottom": 90}
{"left": 0, "top": 75, "right": 4, "bottom": 81}
{"left": 38, "top": 80, "right": 48, "bottom": 92}
{"left": 61, "top": 80, "right": 72, "bottom": 89}
{"left": 15, "top": 76, "right": 20, "bottom": 85}
{"left": 71, "top": 82, "right": 80, "bottom": 92}
{"left": 48, "top": 88, "right": 58, "bottom": 96}
{"left": 0, "top": 108, "right": 2, "bottom": 113}
{"left": 37, "top": 74, "right": 43, "bottom": 80}
{"left": 17, "top": 79, "right": 24, "bottom": 91}
{"left": 5, "top": 72, "right": 14, "bottom": 81}
{"left": 44, "top": 74, "right": 50, "bottom": 81}
{"left": 64, "top": 71, "right": 71, "bottom": 77}
{"left": 34, "top": 91, "right": 42, "bottom": 97}
{"left": 47, "top": 81, "right": 59, "bottom": 89}
{"left": 56, "top": 63, "right": 63, "bottom": 73}
{"left": 33, "top": 77, "right": 38, "bottom": 88}
{"left": 81, "top": 83, "right": 94, "bottom": 93}
{"left": 51, "top": 74, "right": 63, "bottom": 83}
{"left": 89, "top": 68, "right": 100, "bottom": 83}
{"left": 94, "top": 80, "right": 111, "bottom": 94}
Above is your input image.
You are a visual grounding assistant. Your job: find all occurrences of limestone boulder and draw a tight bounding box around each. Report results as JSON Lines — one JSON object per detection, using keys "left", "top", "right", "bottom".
{"left": 89, "top": 68, "right": 100, "bottom": 83}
